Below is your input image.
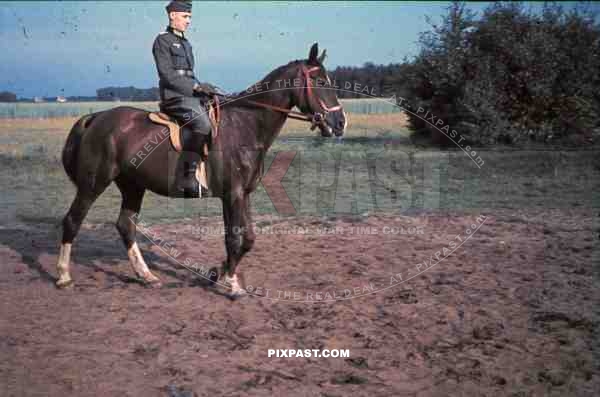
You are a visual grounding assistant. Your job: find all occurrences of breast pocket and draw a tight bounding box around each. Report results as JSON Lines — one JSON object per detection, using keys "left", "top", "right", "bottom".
{"left": 170, "top": 46, "right": 188, "bottom": 69}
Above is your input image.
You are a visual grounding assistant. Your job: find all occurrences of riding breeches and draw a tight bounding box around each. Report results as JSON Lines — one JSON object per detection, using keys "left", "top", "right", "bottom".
{"left": 159, "top": 96, "right": 212, "bottom": 136}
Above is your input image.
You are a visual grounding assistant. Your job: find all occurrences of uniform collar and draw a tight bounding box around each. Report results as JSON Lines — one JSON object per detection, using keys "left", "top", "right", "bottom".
{"left": 166, "top": 25, "right": 185, "bottom": 39}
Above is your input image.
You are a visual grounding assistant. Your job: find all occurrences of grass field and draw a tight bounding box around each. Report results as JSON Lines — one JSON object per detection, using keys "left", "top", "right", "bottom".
{"left": 1, "top": 109, "right": 598, "bottom": 397}
{"left": 0, "top": 98, "right": 400, "bottom": 119}
{"left": 0, "top": 110, "right": 598, "bottom": 227}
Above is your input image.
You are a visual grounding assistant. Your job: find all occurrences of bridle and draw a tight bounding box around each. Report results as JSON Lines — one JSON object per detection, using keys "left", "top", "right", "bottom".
{"left": 245, "top": 64, "right": 342, "bottom": 131}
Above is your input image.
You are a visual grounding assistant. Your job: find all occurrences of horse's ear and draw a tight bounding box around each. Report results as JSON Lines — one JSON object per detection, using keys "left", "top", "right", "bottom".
{"left": 308, "top": 43, "right": 319, "bottom": 64}
{"left": 317, "top": 49, "right": 327, "bottom": 64}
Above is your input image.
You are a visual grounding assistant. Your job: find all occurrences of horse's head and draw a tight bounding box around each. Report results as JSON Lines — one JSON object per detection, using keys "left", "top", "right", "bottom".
{"left": 292, "top": 43, "right": 347, "bottom": 137}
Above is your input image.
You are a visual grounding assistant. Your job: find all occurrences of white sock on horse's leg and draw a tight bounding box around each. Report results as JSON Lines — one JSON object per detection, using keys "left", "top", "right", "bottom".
{"left": 225, "top": 273, "right": 245, "bottom": 295}
{"left": 127, "top": 242, "right": 160, "bottom": 283}
{"left": 56, "top": 243, "right": 73, "bottom": 287}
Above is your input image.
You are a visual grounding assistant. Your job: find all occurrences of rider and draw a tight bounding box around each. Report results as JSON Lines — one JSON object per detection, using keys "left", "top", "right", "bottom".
{"left": 152, "top": 0, "right": 212, "bottom": 197}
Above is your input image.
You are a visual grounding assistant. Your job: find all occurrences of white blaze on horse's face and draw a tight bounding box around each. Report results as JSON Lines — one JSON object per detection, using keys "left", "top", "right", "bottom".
{"left": 317, "top": 70, "right": 346, "bottom": 137}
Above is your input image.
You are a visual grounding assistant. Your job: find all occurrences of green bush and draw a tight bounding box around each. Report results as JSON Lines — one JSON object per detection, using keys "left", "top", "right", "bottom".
{"left": 404, "top": 1, "right": 600, "bottom": 145}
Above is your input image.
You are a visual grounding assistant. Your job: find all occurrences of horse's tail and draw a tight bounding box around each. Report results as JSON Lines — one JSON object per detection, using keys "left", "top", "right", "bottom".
{"left": 62, "top": 112, "right": 100, "bottom": 185}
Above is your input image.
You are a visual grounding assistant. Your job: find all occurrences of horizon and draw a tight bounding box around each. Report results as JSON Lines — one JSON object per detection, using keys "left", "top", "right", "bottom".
{"left": 0, "top": 1, "right": 584, "bottom": 98}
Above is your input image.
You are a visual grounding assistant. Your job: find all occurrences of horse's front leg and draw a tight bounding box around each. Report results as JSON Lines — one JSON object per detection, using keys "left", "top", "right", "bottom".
{"left": 221, "top": 193, "right": 247, "bottom": 298}
{"left": 239, "top": 194, "right": 255, "bottom": 259}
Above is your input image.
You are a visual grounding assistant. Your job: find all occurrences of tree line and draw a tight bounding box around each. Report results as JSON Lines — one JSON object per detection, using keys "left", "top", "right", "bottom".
{"left": 398, "top": 1, "right": 600, "bottom": 145}
{"left": 330, "top": 1, "right": 599, "bottom": 145}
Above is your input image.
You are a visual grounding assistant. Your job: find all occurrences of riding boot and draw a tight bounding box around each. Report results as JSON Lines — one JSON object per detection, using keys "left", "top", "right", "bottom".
{"left": 174, "top": 132, "right": 211, "bottom": 198}
{"left": 198, "top": 131, "right": 210, "bottom": 161}
{"left": 163, "top": 96, "right": 212, "bottom": 197}
{"left": 175, "top": 156, "right": 201, "bottom": 198}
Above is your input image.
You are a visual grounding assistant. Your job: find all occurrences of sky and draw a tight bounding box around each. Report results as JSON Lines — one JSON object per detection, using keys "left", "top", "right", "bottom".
{"left": 0, "top": 1, "right": 588, "bottom": 98}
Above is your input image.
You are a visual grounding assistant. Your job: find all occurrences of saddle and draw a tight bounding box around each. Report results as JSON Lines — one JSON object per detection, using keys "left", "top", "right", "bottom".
{"left": 148, "top": 97, "right": 220, "bottom": 153}
{"left": 148, "top": 97, "right": 221, "bottom": 195}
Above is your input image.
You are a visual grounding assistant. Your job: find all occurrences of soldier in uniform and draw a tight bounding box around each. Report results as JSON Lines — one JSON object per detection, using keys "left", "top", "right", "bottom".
{"left": 152, "top": 0, "right": 213, "bottom": 197}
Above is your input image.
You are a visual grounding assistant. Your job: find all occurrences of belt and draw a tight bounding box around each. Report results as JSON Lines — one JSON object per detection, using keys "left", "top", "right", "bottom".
{"left": 175, "top": 69, "right": 194, "bottom": 77}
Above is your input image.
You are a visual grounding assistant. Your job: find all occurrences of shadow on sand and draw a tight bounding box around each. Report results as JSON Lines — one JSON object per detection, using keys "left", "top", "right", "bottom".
{"left": 0, "top": 221, "right": 223, "bottom": 295}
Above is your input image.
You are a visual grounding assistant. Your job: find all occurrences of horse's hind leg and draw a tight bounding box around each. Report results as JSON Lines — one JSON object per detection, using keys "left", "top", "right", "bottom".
{"left": 114, "top": 178, "right": 161, "bottom": 287}
{"left": 56, "top": 190, "right": 103, "bottom": 288}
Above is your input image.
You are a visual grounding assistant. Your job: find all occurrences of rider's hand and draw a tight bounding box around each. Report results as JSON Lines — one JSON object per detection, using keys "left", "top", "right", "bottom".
{"left": 193, "top": 83, "right": 206, "bottom": 93}
{"left": 194, "top": 82, "right": 218, "bottom": 94}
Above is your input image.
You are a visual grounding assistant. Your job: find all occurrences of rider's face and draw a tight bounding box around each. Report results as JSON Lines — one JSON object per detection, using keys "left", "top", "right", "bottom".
{"left": 169, "top": 11, "right": 192, "bottom": 32}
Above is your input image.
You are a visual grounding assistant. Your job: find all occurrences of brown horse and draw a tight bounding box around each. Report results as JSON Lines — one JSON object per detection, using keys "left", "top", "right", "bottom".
{"left": 56, "top": 43, "right": 346, "bottom": 298}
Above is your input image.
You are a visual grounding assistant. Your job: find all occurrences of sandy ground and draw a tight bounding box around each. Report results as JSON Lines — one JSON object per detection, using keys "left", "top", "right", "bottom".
{"left": 0, "top": 209, "right": 597, "bottom": 396}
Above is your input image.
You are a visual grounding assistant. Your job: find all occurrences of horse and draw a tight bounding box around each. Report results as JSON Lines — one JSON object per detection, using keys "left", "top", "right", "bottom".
{"left": 55, "top": 43, "right": 346, "bottom": 298}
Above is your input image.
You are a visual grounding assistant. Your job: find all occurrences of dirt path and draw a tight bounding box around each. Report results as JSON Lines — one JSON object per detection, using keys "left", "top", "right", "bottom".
{"left": 0, "top": 209, "right": 597, "bottom": 396}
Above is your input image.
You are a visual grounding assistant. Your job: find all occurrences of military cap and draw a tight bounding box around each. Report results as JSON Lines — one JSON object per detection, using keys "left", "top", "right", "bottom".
{"left": 166, "top": 0, "right": 192, "bottom": 13}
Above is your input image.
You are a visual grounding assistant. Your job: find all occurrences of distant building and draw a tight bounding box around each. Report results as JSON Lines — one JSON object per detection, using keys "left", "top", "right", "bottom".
{"left": 33, "top": 96, "right": 45, "bottom": 103}
{"left": 0, "top": 91, "right": 18, "bottom": 102}
{"left": 65, "top": 96, "right": 98, "bottom": 102}
{"left": 96, "top": 86, "right": 159, "bottom": 101}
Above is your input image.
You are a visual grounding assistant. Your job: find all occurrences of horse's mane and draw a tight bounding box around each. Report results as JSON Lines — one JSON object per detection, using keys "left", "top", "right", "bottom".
{"left": 220, "top": 59, "right": 305, "bottom": 108}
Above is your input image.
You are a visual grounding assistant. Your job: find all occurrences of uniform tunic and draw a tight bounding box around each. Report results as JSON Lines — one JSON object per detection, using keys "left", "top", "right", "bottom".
{"left": 152, "top": 25, "right": 197, "bottom": 102}
{"left": 152, "top": 25, "right": 211, "bottom": 136}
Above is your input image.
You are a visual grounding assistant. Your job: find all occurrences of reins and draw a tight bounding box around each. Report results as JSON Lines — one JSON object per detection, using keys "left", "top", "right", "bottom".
{"left": 243, "top": 64, "right": 342, "bottom": 131}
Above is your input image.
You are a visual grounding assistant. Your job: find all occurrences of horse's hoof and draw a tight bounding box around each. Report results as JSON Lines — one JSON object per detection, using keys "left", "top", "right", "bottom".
{"left": 144, "top": 279, "right": 163, "bottom": 289}
{"left": 56, "top": 279, "right": 74, "bottom": 289}
{"left": 227, "top": 289, "right": 248, "bottom": 301}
